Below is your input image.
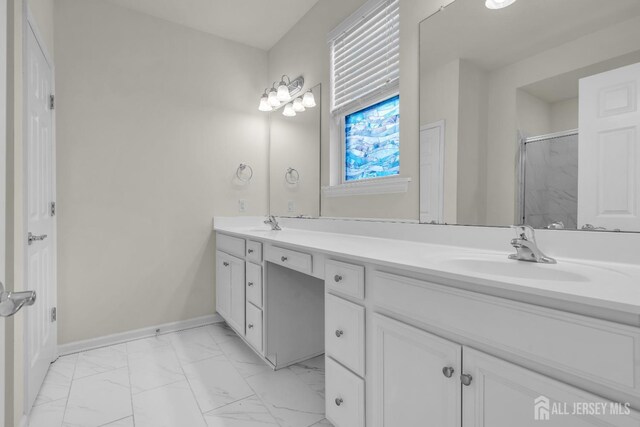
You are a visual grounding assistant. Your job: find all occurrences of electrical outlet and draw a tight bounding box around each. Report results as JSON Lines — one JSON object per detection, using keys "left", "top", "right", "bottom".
{"left": 288, "top": 200, "right": 295, "bottom": 213}
{"left": 238, "top": 199, "right": 247, "bottom": 212}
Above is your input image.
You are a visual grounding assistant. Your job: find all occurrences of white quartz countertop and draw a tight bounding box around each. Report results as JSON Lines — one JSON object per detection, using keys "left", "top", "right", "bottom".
{"left": 214, "top": 223, "right": 640, "bottom": 323}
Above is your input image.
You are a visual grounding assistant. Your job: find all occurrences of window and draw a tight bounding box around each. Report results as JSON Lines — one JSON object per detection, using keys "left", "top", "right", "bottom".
{"left": 325, "top": 0, "right": 408, "bottom": 195}
{"left": 345, "top": 95, "right": 399, "bottom": 181}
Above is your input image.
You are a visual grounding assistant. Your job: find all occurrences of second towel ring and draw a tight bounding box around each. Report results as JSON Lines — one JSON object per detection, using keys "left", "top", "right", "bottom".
{"left": 236, "top": 163, "right": 253, "bottom": 182}
{"left": 285, "top": 167, "right": 300, "bottom": 184}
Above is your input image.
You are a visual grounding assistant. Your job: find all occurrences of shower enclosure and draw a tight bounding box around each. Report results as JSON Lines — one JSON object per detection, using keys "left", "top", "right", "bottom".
{"left": 518, "top": 130, "right": 579, "bottom": 230}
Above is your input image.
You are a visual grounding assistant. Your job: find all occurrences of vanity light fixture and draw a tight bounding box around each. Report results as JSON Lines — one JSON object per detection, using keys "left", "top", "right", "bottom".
{"left": 485, "top": 0, "right": 517, "bottom": 9}
{"left": 302, "top": 90, "right": 316, "bottom": 108}
{"left": 292, "top": 98, "right": 306, "bottom": 112}
{"left": 258, "top": 89, "right": 273, "bottom": 112}
{"left": 283, "top": 103, "right": 297, "bottom": 117}
{"left": 258, "top": 75, "right": 306, "bottom": 112}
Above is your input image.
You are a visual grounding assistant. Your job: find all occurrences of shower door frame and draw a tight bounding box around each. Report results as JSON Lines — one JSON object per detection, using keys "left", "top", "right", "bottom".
{"left": 517, "top": 128, "right": 579, "bottom": 227}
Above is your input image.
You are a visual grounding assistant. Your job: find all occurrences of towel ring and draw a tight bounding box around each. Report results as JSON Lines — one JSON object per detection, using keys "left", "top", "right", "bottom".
{"left": 285, "top": 167, "right": 300, "bottom": 184}
{"left": 236, "top": 163, "right": 253, "bottom": 182}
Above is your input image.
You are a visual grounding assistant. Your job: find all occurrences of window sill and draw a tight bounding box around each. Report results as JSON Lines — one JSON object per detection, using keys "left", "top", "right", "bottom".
{"left": 322, "top": 176, "right": 411, "bottom": 198}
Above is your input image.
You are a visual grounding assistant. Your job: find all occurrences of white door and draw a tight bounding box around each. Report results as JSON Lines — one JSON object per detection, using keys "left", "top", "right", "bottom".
{"left": 462, "top": 347, "right": 640, "bottom": 426}
{"left": 420, "top": 121, "right": 445, "bottom": 224}
{"left": 0, "top": 0, "right": 7, "bottom": 420}
{"left": 25, "top": 19, "right": 57, "bottom": 411}
{"left": 371, "top": 313, "right": 461, "bottom": 427}
{"left": 578, "top": 62, "right": 640, "bottom": 231}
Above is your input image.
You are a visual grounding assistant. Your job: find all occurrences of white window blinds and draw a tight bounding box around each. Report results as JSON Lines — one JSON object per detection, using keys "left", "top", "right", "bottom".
{"left": 328, "top": 0, "right": 400, "bottom": 114}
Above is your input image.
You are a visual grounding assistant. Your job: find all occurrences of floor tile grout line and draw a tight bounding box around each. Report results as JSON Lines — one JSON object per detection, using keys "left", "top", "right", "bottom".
{"left": 166, "top": 332, "right": 210, "bottom": 426}
{"left": 200, "top": 393, "right": 258, "bottom": 416}
{"left": 96, "top": 414, "right": 132, "bottom": 427}
{"left": 60, "top": 351, "right": 79, "bottom": 427}
{"left": 203, "top": 324, "right": 287, "bottom": 426}
{"left": 125, "top": 359, "right": 135, "bottom": 427}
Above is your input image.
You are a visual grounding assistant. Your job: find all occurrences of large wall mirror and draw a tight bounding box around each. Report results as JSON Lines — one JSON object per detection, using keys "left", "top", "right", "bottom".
{"left": 419, "top": 0, "right": 640, "bottom": 232}
{"left": 269, "top": 84, "right": 321, "bottom": 217}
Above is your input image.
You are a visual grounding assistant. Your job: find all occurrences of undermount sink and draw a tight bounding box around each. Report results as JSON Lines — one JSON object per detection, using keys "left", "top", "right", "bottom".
{"left": 439, "top": 257, "right": 591, "bottom": 282}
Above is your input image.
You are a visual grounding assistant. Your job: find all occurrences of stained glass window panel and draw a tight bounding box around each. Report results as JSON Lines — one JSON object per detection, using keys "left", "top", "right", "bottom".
{"left": 345, "top": 95, "right": 400, "bottom": 181}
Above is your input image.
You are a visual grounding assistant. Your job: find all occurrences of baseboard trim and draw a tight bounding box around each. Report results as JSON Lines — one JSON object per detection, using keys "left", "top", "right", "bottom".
{"left": 57, "top": 314, "right": 224, "bottom": 356}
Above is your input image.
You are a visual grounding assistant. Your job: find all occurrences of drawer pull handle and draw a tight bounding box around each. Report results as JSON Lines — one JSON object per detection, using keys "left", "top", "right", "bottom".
{"left": 248, "top": 324, "right": 254, "bottom": 329}
{"left": 248, "top": 249, "right": 254, "bottom": 254}
{"left": 335, "top": 397, "right": 343, "bottom": 407}
{"left": 442, "top": 367, "right": 454, "bottom": 378}
{"left": 281, "top": 256, "right": 288, "bottom": 262}
{"left": 248, "top": 282, "right": 254, "bottom": 287}
{"left": 334, "top": 275, "right": 343, "bottom": 283}
{"left": 460, "top": 373, "right": 473, "bottom": 386}
{"left": 223, "top": 262, "right": 229, "bottom": 267}
{"left": 335, "top": 330, "right": 344, "bottom": 338}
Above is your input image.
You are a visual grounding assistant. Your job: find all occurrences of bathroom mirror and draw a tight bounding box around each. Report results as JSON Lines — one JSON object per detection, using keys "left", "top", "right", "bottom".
{"left": 419, "top": 0, "right": 640, "bottom": 232}
{"left": 269, "top": 84, "right": 321, "bottom": 217}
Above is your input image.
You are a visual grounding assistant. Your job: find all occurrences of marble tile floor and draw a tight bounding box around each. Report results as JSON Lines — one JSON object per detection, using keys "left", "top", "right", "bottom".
{"left": 29, "top": 323, "right": 333, "bottom": 427}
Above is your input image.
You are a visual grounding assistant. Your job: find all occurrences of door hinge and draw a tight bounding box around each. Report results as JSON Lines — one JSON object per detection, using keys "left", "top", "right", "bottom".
{"left": 51, "top": 307, "right": 57, "bottom": 322}
{"left": 50, "top": 201, "right": 56, "bottom": 217}
{"left": 49, "top": 94, "right": 55, "bottom": 110}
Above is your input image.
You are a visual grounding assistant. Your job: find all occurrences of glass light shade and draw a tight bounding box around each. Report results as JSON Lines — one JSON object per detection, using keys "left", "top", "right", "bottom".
{"left": 268, "top": 90, "right": 281, "bottom": 107}
{"left": 485, "top": 0, "right": 517, "bottom": 9}
{"left": 292, "top": 98, "right": 306, "bottom": 112}
{"left": 259, "top": 96, "right": 272, "bottom": 112}
{"left": 277, "top": 83, "right": 291, "bottom": 102}
{"left": 302, "top": 91, "right": 316, "bottom": 108}
{"left": 283, "top": 103, "right": 296, "bottom": 117}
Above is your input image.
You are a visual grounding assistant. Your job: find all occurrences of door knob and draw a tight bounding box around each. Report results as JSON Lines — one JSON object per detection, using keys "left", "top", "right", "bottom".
{"left": 281, "top": 256, "right": 288, "bottom": 262}
{"left": 223, "top": 262, "right": 229, "bottom": 267}
{"left": 248, "top": 249, "right": 254, "bottom": 254}
{"left": 0, "top": 281, "right": 37, "bottom": 317}
{"left": 334, "top": 275, "right": 343, "bottom": 283}
{"left": 248, "top": 324, "right": 254, "bottom": 329}
{"left": 335, "top": 329, "right": 344, "bottom": 338}
{"left": 248, "top": 282, "right": 254, "bottom": 287}
{"left": 335, "top": 397, "right": 344, "bottom": 406}
{"left": 28, "top": 232, "right": 48, "bottom": 245}
{"left": 460, "top": 373, "right": 473, "bottom": 386}
{"left": 442, "top": 366, "right": 455, "bottom": 378}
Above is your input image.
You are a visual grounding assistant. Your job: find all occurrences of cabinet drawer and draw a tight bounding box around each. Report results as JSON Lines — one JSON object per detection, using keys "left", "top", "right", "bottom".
{"left": 373, "top": 271, "right": 640, "bottom": 397}
{"left": 326, "top": 294, "right": 365, "bottom": 377}
{"left": 325, "top": 260, "right": 365, "bottom": 300}
{"left": 265, "top": 246, "right": 312, "bottom": 275}
{"left": 326, "top": 357, "right": 365, "bottom": 427}
{"left": 246, "top": 262, "right": 263, "bottom": 308}
{"left": 216, "top": 233, "right": 245, "bottom": 258}
{"left": 245, "top": 302, "right": 263, "bottom": 352}
{"left": 246, "top": 240, "right": 262, "bottom": 263}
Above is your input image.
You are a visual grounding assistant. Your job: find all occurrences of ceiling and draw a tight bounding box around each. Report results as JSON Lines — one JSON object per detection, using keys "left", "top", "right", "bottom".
{"left": 420, "top": 0, "right": 640, "bottom": 72}
{"left": 106, "top": 0, "right": 321, "bottom": 50}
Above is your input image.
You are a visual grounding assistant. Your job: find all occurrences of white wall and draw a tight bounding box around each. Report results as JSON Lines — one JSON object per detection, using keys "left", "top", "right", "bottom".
{"left": 268, "top": 0, "right": 455, "bottom": 220}
{"left": 54, "top": 0, "right": 269, "bottom": 344}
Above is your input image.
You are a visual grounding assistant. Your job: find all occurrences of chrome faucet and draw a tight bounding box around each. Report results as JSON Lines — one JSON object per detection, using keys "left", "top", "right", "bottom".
{"left": 264, "top": 215, "right": 281, "bottom": 231}
{"left": 508, "top": 225, "right": 556, "bottom": 264}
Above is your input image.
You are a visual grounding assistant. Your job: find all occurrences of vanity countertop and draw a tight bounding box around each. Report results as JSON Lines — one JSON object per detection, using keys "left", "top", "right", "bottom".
{"left": 214, "top": 222, "right": 640, "bottom": 324}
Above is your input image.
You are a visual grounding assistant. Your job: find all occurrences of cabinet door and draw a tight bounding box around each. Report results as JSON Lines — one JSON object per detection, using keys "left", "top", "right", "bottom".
{"left": 462, "top": 347, "right": 640, "bottom": 427}
{"left": 371, "top": 313, "right": 461, "bottom": 427}
{"left": 215, "top": 251, "right": 231, "bottom": 320}
{"left": 227, "top": 255, "right": 246, "bottom": 335}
